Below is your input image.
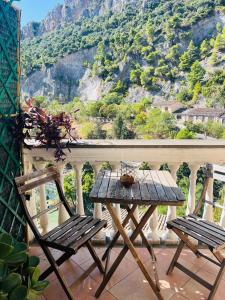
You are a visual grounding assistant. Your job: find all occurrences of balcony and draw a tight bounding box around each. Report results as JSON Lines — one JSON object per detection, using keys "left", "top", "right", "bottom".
{"left": 24, "top": 139, "right": 225, "bottom": 299}
{"left": 24, "top": 139, "right": 225, "bottom": 244}
{"left": 30, "top": 244, "right": 225, "bottom": 300}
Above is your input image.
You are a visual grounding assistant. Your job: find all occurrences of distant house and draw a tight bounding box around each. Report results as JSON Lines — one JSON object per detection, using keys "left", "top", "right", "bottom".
{"left": 152, "top": 101, "right": 187, "bottom": 120}
{"left": 180, "top": 108, "right": 225, "bottom": 125}
{"left": 152, "top": 101, "right": 186, "bottom": 114}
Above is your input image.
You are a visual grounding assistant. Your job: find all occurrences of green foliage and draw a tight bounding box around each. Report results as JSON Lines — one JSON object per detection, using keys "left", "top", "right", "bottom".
{"left": 200, "top": 39, "right": 211, "bottom": 58}
{"left": 214, "top": 28, "right": 225, "bottom": 50}
{"left": 205, "top": 121, "right": 225, "bottom": 138}
{"left": 64, "top": 171, "right": 76, "bottom": 207}
{"left": 140, "top": 67, "right": 155, "bottom": 89}
{"left": 202, "top": 70, "right": 225, "bottom": 107}
{"left": 176, "top": 88, "right": 193, "bottom": 103}
{"left": 22, "top": 0, "right": 217, "bottom": 79}
{"left": 209, "top": 50, "right": 219, "bottom": 66}
{"left": 113, "top": 114, "right": 136, "bottom": 139}
{"left": 176, "top": 128, "right": 195, "bottom": 139}
{"left": 187, "top": 61, "right": 206, "bottom": 88}
{"left": 140, "top": 109, "right": 176, "bottom": 139}
{"left": 81, "top": 122, "right": 107, "bottom": 139}
{"left": 82, "top": 163, "right": 95, "bottom": 215}
{"left": 179, "top": 41, "right": 199, "bottom": 71}
{"left": 184, "top": 121, "right": 205, "bottom": 134}
{"left": 130, "top": 65, "right": 141, "bottom": 85}
{"left": 0, "top": 233, "right": 48, "bottom": 300}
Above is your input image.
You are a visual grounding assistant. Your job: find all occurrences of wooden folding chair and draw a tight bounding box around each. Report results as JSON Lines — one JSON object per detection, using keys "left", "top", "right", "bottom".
{"left": 15, "top": 166, "right": 107, "bottom": 300}
{"left": 167, "top": 164, "right": 225, "bottom": 300}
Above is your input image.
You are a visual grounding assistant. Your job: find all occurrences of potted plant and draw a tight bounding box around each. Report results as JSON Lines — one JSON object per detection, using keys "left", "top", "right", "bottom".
{"left": 0, "top": 233, "right": 48, "bottom": 300}
{"left": 11, "top": 98, "right": 78, "bottom": 161}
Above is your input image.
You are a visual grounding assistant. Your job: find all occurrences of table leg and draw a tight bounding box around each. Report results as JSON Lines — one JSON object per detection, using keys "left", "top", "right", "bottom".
{"left": 95, "top": 205, "right": 163, "bottom": 300}
{"left": 126, "top": 206, "right": 160, "bottom": 289}
{"left": 102, "top": 204, "right": 138, "bottom": 261}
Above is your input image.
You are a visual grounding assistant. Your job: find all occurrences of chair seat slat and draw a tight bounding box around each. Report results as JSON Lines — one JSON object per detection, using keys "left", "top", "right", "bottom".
{"left": 43, "top": 215, "right": 80, "bottom": 240}
{"left": 168, "top": 220, "right": 217, "bottom": 248}
{"left": 54, "top": 216, "right": 93, "bottom": 244}
{"left": 70, "top": 220, "right": 107, "bottom": 250}
{"left": 186, "top": 217, "right": 225, "bottom": 240}
{"left": 62, "top": 219, "right": 101, "bottom": 247}
{"left": 175, "top": 218, "right": 225, "bottom": 245}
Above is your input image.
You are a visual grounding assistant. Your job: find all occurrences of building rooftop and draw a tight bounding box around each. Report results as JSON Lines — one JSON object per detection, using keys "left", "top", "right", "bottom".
{"left": 181, "top": 108, "right": 225, "bottom": 117}
{"left": 153, "top": 101, "right": 184, "bottom": 109}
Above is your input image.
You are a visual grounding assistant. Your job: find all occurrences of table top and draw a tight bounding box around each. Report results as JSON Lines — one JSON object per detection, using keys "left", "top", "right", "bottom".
{"left": 90, "top": 170, "right": 185, "bottom": 206}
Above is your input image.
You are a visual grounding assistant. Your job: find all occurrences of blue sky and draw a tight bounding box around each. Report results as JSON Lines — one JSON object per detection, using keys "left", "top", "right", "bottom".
{"left": 16, "top": 0, "right": 64, "bottom": 26}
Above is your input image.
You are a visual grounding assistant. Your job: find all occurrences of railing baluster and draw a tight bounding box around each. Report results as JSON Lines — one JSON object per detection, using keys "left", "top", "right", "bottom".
{"left": 220, "top": 193, "right": 225, "bottom": 228}
{"left": 186, "top": 164, "right": 200, "bottom": 215}
{"left": 163, "top": 163, "right": 180, "bottom": 244}
{"left": 203, "top": 173, "right": 214, "bottom": 222}
{"left": 148, "top": 163, "right": 160, "bottom": 244}
{"left": 24, "top": 155, "right": 36, "bottom": 241}
{"left": 111, "top": 162, "right": 123, "bottom": 241}
{"left": 92, "top": 162, "right": 105, "bottom": 242}
{"left": 34, "top": 161, "right": 49, "bottom": 234}
{"left": 57, "top": 164, "right": 69, "bottom": 225}
{"left": 73, "top": 163, "right": 85, "bottom": 216}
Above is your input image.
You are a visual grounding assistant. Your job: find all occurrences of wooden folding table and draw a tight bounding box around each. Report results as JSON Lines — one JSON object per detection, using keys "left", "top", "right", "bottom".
{"left": 90, "top": 170, "right": 185, "bottom": 299}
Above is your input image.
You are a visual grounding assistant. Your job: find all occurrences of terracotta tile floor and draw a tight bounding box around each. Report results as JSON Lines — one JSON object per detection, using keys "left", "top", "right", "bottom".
{"left": 30, "top": 245, "right": 225, "bottom": 300}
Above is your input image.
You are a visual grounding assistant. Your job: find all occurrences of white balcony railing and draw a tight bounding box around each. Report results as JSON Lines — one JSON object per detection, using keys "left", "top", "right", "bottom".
{"left": 23, "top": 140, "right": 225, "bottom": 244}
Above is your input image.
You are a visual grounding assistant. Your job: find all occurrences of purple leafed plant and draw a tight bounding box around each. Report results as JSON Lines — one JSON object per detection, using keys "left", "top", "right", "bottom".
{"left": 13, "top": 98, "right": 78, "bottom": 161}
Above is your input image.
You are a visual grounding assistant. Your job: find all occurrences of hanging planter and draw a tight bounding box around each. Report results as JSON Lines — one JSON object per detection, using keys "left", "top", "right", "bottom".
{"left": 10, "top": 99, "right": 78, "bottom": 162}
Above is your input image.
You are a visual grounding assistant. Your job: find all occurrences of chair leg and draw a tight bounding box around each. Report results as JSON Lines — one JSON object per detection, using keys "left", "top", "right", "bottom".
{"left": 208, "top": 260, "right": 225, "bottom": 300}
{"left": 167, "top": 240, "right": 185, "bottom": 275}
{"left": 86, "top": 241, "right": 104, "bottom": 274}
{"left": 40, "top": 244, "right": 74, "bottom": 300}
{"left": 40, "top": 251, "right": 73, "bottom": 280}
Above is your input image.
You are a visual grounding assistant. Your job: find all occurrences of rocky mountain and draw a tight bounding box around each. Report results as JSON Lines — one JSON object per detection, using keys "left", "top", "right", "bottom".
{"left": 21, "top": 0, "right": 225, "bottom": 106}
{"left": 22, "top": 0, "right": 145, "bottom": 39}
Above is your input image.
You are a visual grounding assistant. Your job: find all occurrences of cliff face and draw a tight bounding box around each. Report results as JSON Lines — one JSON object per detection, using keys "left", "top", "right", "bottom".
{"left": 21, "top": 0, "right": 225, "bottom": 104}
{"left": 21, "top": 47, "right": 97, "bottom": 102}
{"left": 22, "top": 0, "right": 140, "bottom": 39}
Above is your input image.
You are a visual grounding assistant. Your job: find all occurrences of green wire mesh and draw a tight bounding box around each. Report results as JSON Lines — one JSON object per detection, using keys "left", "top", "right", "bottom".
{"left": 0, "top": 0, "right": 25, "bottom": 241}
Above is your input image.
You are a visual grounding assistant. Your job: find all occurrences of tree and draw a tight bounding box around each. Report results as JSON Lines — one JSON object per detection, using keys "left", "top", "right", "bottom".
{"left": 112, "top": 80, "right": 126, "bottom": 94}
{"left": 141, "top": 109, "right": 176, "bottom": 139}
{"left": 192, "top": 82, "right": 202, "bottom": 103}
{"left": 206, "top": 121, "right": 225, "bottom": 138}
{"left": 176, "top": 128, "right": 195, "bottom": 139}
{"left": 146, "top": 17, "right": 154, "bottom": 42}
{"left": 209, "top": 50, "right": 219, "bottom": 66}
{"left": 140, "top": 67, "right": 154, "bottom": 89}
{"left": 176, "top": 88, "right": 193, "bottom": 103}
{"left": 113, "top": 114, "right": 135, "bottom": 139}
{"left": 179, "top": 41, "right": 199, "bottom": 71}
{"left": 165, "top": 44, "right": 180, "bottom": 63}
{"left": 187, "top": 61, "right": 206, "bottom": 88}
{"left": 200, "top": 40, "right": 211, "bottom": 58}
{"left": 102, "top": 92, "right": 123, "bottom": 105}
{"left": 214, "top": 32, "right": 225, "bottom": 50}
{"left": 130, "top": 68, "right": 141, "bottom": 85}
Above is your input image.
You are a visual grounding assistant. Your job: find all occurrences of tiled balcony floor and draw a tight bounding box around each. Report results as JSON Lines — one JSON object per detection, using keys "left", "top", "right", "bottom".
{"left": 30, "top": 245, "right": 225, "bottom": 300}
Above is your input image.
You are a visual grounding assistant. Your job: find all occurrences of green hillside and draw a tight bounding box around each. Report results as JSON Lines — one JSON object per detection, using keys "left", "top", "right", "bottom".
{"left": 21, "top": 0, "right": 225, "bottom": 107}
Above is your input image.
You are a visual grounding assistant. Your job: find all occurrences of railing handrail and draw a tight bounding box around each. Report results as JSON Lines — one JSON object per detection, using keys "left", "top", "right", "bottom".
{"left": 26, "top": 139, "right": 225, "bottom": 148}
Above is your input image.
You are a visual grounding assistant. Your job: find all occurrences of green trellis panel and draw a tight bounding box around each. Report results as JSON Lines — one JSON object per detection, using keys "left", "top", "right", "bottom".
{"left": 0, "top": 0, "right": 25, "bottom": 241}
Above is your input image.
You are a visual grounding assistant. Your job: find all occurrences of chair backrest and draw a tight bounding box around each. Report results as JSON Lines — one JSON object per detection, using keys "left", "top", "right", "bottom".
{"left": 15, "top": 166, "right": 73, "bottom": 239}
{"left": 194, "top": 164, "right": 225, "bottom": 215}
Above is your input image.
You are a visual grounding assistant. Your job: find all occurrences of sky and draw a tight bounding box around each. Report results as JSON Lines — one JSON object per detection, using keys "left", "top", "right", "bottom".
{"left": 16, "top": 0, "right": 64, "bottom": 26}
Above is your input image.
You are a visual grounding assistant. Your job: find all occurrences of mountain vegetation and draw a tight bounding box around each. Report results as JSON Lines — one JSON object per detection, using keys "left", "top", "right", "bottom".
{"left": 21, "top": 0, "right": 225, "bottom": 106}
